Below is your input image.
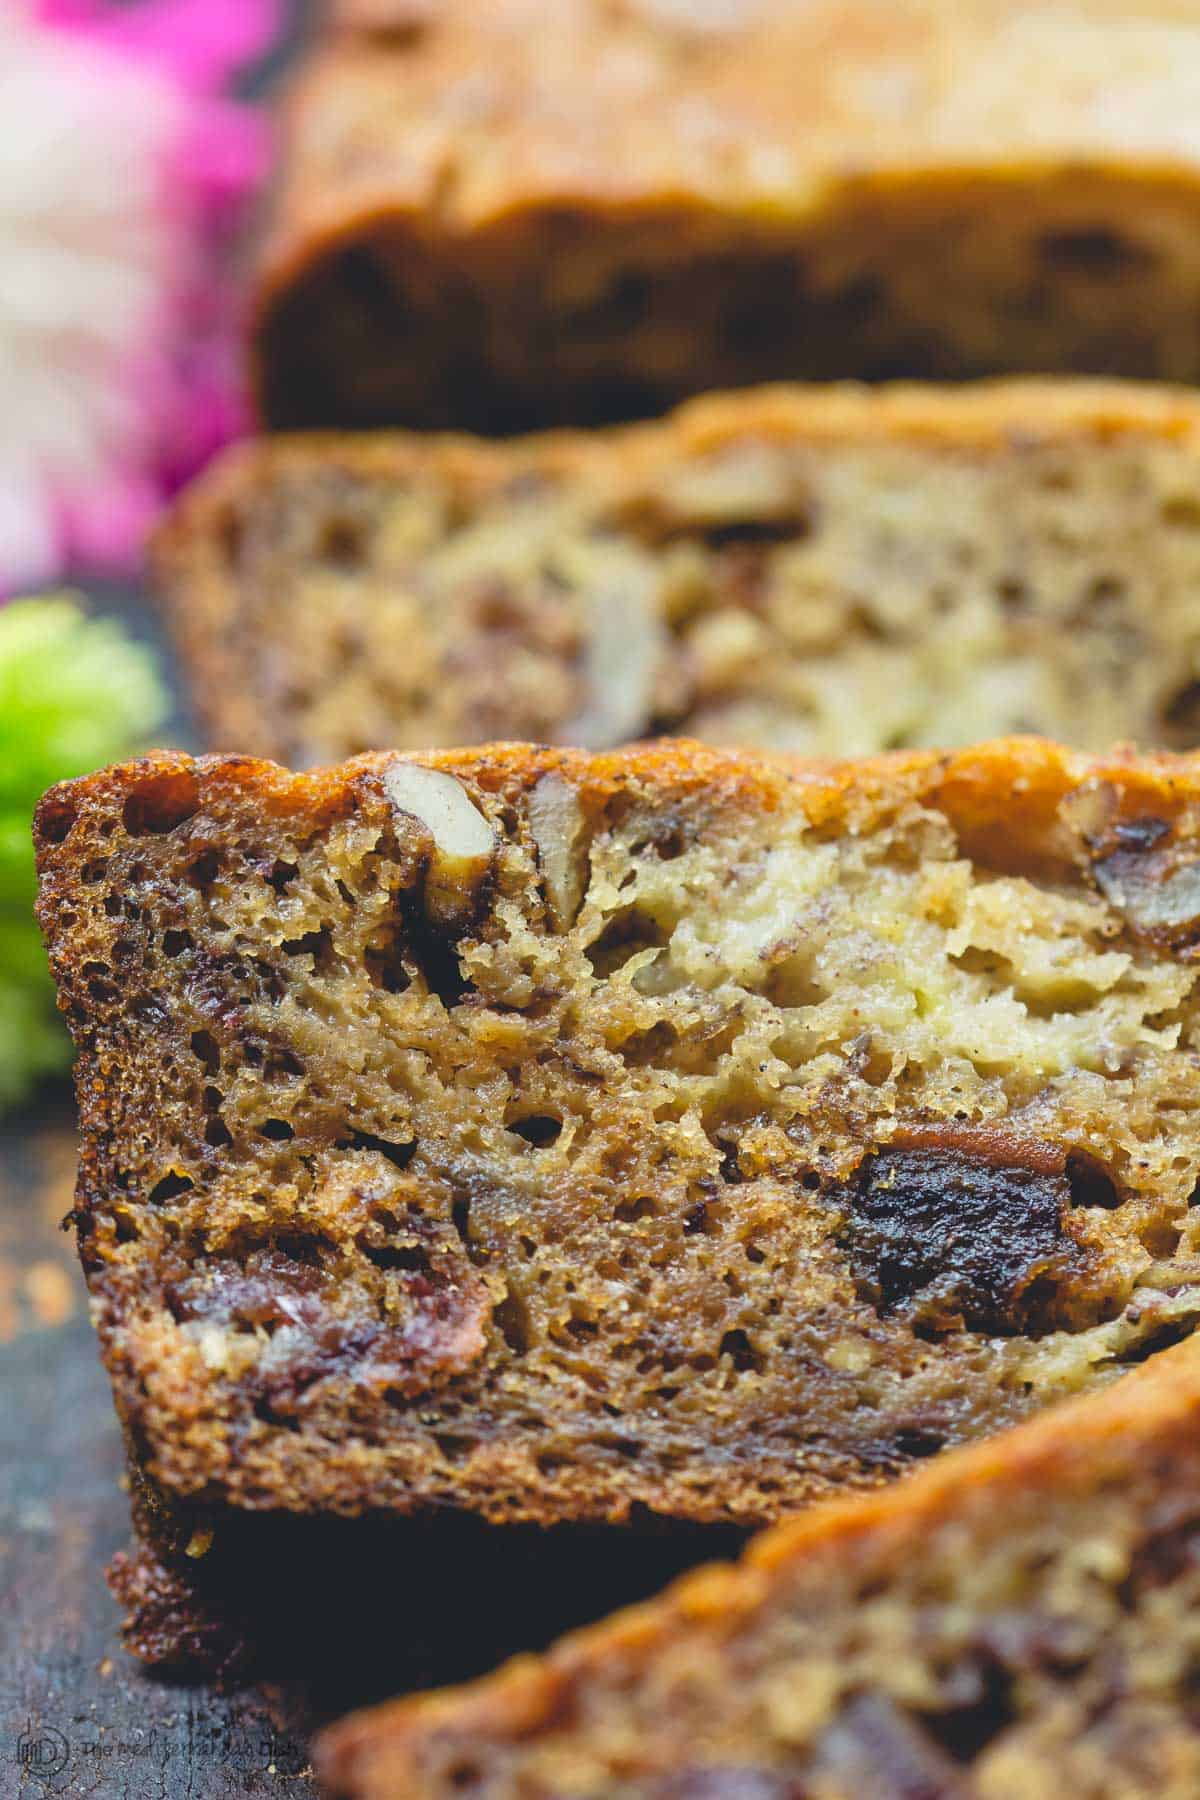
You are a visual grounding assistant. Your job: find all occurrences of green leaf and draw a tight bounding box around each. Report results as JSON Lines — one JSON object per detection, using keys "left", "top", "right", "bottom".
{"left": 0, "top": 594, "right": 169, "bottom": 1111}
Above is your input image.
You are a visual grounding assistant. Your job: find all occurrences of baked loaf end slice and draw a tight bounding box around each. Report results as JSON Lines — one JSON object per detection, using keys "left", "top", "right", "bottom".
{"left": 316, "top": 1334, "right": 1200, "bottom": 1800}
{"left": 33, "top": 740, "right": 1200, "bottom": 1540}
{"left": 256, "top": 1, "right": 1200, "bottom": 431}
{"left": 157, "top": 381, "right": 1200, "bottom": 769}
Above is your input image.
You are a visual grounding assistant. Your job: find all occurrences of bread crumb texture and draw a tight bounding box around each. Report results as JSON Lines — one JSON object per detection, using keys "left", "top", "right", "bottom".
{"left": 32, "top": 739, "right": 1200, "bottom": 1527}
{"left": 161, "top": 383, "right": 1200, "bottom": 765}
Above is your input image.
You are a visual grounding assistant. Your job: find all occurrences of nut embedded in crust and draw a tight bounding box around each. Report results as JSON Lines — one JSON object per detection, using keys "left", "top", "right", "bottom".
{"left": 528, "top": 772, "right": 589, "bottom": 930}
{"left": 382, "top": 760, "right": 496, "bottom": 926}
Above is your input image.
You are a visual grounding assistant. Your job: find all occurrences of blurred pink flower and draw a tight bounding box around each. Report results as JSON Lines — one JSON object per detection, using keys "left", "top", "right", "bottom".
{"left": 0, "top": 0, "right": 280, "bottom": 592}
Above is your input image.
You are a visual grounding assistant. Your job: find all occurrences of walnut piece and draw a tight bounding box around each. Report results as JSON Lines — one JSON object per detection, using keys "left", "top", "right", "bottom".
{"left": 528, "top": 772, "right": 589, "bottom": 929}
{"left": 383, "top": 761, "right": 496, "bottom": 925}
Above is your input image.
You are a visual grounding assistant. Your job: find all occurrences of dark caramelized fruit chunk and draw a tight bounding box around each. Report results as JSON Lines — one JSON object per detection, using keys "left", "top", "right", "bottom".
{"left": 848, "top": 1141, "right": 1081, "bottom": 1334}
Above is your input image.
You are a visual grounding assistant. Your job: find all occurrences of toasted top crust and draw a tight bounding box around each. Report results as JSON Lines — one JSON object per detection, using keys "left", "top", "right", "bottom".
{"left": 317, "top": 1329, "right": 1200, "bottom": 1790}
{"left": 258, "top": 1, "right": 1200, "bottom": 309}
{"left": 32, "top": 735, "right": 1200, "bottom": 898}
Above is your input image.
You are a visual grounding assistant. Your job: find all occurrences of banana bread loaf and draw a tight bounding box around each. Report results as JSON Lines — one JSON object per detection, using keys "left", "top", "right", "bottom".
{"left": 159, "top": 380, "right": 1200, "bottom": 767}
{"left": 256, "top": 1, "right": 1200, "bottom": 432}
{"left": 316, "top": 1333, "right": 1200, "bottom": 1799}
{"left": 33, "top": 738, "right": 1200, "bottom": 1645}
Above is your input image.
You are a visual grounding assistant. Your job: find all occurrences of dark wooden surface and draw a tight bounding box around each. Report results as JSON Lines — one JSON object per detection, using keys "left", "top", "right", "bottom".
{"left": 0, "top": 582, "right": 318, "bottom": 1795}
{"left": 1, "top": 1097, "right": 320, "bottom": 1797}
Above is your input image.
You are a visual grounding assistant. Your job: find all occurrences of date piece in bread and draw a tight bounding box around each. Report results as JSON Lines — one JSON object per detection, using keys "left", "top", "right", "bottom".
{"left": 159, "top": 381, "right": 1200, "bottom": 767}
{"left": 258, "top": 1, "right": 1200, "bottom": 431}
{"left": 33, "top": 740, "right": 1200, "bottom": 1652}
{"left": 317, "top": 1334, "right": 1200, "bottom": 1800}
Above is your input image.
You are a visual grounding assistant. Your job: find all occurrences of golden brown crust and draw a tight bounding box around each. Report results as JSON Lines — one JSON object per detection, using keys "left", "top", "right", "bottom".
{"left": 317, "top": 1335, "right": 1200, "bottom": 1797}
{"left": 261, "top": 3, "right": 1200, "bottom": 286}
{"left": 35, "top": 734, "right": 1200, "bottom": 878}
{"left": 252, "top": 3, "right": 1200, "bottom": 428}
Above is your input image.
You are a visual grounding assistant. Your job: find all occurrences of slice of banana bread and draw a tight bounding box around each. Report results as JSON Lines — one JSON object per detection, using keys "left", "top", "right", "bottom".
{"left": 158, "top": 380, "right": 1200, "bottom": 767}
{"left": 33, "top": 738, "right": 1200, "bottom": 1586}
{"left": 316, "top": 1334, "right": 1200, "bottom": 1800}
{"left": 256, "top": 1, "right": 1200, "bottom": 431}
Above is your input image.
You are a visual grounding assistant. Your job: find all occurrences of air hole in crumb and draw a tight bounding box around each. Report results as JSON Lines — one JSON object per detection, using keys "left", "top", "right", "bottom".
{"left": 344, "top": 1129, "right": 416, "bottom": 1170}
{"left": 894, "top": 1426, "right": 947, "bottom": 1459}
{"left": 273, "top": 1234, "right": 328, "bottom": 1269}
{"left": 718, "top": 1144, "right": 744, "bottom": 1184}
{"left": 718, "top": 1328, "right": 765, "bottom": 1374}
{"left": 365, "top": 945, "right": 411, "bottom": 993}
{"left": 433, "top": 1434, "right": 475, "bottom": 1465}
{"left": 996, "top": 577, "right": 1028, "bottom": 612}
{"left": 509, "top": 1114, "right": 562, "bottom": 1149}
{"left": 39, "top": 797, "right": 78, "bottom": 843}
{"left": 204, "top": 1117, "right": 233, "bottom": 1149}
{"left": 494, "top": 1291, "right": 530, "bottom": 1355}
{"left": 253, "top": 1395, "right": 302, "bottom": 1432}
{"left": 187, "top": 850, "right": 220, "bottom": 889}
{"left": 282, "top": 926, "right": 332, "bottom": 967}
{"left": 264, "top": 1047, "right": 304, "bottom": 1083}
{"left": 163, "top": 929, "right": 193, "bottom": 958}
{"left": 444, "top": 1763, "right": 481, "bottom": 1791}
{"left": 259, "top": 1119, "right": 294, "bottom": 1142}
{"left": 626, "top": 810, "right": 693, "bottom": 861}
{"left": 1065, "top": 1151, "right": 1121, "bottom": 1210}
{"left": 709, "top": 515, "right": 811, "bottom": 550}
{"left": 395, "top": 892, "right": 478, "bottom": 1008}
{"left": 267, "top": 860, "right": 298, "bottom": 894}
{"left": 585, "top": 907, "right": 668, "bottom": 979}
{"left": 1036, "top": 226, "right": 1155, "bottom": 277}
{"left": 318, "top": 516, "right": 369, "bottom": 568}
{"left": 148, "top": 1171, "right": 194, "bottom": 1204}
{"left": 919, "top": 1661, "right": 1017, "bottom": 1763}
{"left": 122, "top": 770, "right": 200, "bottom": 836}
{"left": 615, "top": 1195, "right": 657, "bottom": 1223}
{"left": 1085, "top": 574, "right": 1125, "bottom": 610}
{"left": 189, "top": 1030, "right": 220, "bottom": 1075}
{"left": 361, "top": 1241, "right": 427, "bottom": 1274}
{"left": 594, "top": 1434, "right": 642, "bottom": 1460}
